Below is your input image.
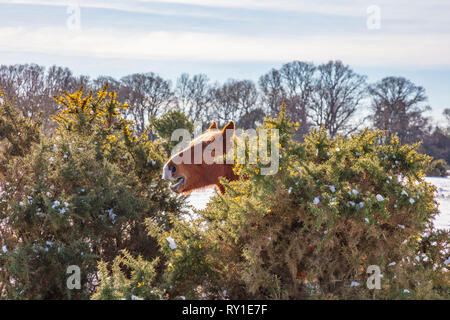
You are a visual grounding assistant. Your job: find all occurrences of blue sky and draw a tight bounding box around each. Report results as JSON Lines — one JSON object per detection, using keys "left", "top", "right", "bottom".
{"left": 0, "top": 0, "right": 449, "bottom": 125}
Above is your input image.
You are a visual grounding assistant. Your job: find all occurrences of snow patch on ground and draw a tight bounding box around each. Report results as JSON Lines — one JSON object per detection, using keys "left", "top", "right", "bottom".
{"left": 188, "top": 177, "right": 450, "bottom": 231}
{"left": 187, "top": 187, "right": 217, "bottom": 211}
{"left": 425, "top": 176, "right": 450, "bottom": 231}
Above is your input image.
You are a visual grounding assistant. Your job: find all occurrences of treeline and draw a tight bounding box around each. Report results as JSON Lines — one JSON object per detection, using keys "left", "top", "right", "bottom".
{"left": 1, "top": 61, "right": 449, "bottom": 164}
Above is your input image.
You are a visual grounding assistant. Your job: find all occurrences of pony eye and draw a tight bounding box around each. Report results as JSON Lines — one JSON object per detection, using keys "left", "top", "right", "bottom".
{"left": 171, "top": 166, "right": 177, "bottom": 174}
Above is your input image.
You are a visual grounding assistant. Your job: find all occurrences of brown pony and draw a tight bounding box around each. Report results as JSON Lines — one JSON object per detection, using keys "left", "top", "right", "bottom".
{"left": 162, "top": 121, "right": 238, "bottom": 194}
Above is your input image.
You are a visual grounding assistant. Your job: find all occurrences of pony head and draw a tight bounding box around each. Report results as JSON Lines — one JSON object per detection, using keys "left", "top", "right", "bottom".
{"left": 162, "top": 121, "right": 237, "bottom": 194}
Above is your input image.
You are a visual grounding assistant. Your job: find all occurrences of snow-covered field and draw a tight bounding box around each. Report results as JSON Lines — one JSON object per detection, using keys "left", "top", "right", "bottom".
{"left": 188, "top": 176, "right": 450, "bottom": 231}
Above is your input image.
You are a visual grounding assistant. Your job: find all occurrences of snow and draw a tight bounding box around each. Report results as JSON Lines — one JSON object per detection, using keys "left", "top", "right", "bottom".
{"left": 166, "top": 237, "right": 177, "bottom": 250}
{"left": 425, "top": 176, "right": 450, "bottom": 231}
{"left": 186, "top": 188, "right": 217, "bottom": 211}
{"left": 187, "top": 176, "right": 450, "bottom": 231}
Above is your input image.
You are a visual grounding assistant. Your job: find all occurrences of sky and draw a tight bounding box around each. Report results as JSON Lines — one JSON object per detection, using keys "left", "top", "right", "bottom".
{"left": 0, "top": 0, "right": 449, "bottom": 125}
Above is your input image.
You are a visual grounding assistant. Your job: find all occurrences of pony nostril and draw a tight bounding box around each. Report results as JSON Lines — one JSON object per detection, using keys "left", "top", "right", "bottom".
{"left": 171, "top": 166, "right": 177, "bottom": 174}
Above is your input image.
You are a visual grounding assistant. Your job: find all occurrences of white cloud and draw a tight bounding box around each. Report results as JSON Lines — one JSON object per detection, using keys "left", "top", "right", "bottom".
{"left": 0, "top": 0, "right": 234, "bottom": 20}
{"left": 141, "top": 0, "right": 450, "bottom": 21}
{"left": 1, "top": 26, "right": 449, "bottom": 67}
{"left": 1, "top": 0, "right": 358, "bottom": 15}
{"left": 2, "top": 0, "right": 450, "bottom": 24}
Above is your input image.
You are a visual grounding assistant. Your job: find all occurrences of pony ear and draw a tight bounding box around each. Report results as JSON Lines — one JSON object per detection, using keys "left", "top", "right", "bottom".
{"left": 221, "top": 121, "right": 235, "bottom": 152}
{"left": 222, "top": 121, "right": 235, "bottom": 133}
{"left": 208, "top": 122, "right": 218, "bottom": 130}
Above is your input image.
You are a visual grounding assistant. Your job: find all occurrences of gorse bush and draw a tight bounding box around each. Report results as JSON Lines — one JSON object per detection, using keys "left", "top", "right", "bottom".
{"left": 0, "top": 96, "right": 41, "bottom": 166}
{"left": 0, "top": 87, "right": 187, "bottom": 299}
{"left": 91, "top": 250, "right": 166, "bottom": 300}
{"left": 1, "top": 86, "right": 448, "bottom": 300}
{"left": 150, "top": 110, "right": 194, "bottom": 156}
{"left": 95, "top": 106, "right": 449, "bottom": 300}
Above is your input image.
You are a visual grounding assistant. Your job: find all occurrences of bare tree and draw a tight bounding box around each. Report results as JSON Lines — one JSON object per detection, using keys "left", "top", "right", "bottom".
{"left": 120, "top": 73, "right": 174, "bottom": 134}
{"left": 210, "top": 79, "right": 259, "bottom": 128}
{"left": 92, "top": 75, "right": 128, "bottom": 105}
{"left": 0, "top": 64, "right": 84, "bottom": 131}
{"left": 444, "top": 108, "right": 450, "bottom": 130}
{"left": 280, "top": 61, "right": 316, "bottom": 138}
{"left": 92, "top": 76, "right": 120, "bottom": 92}
{"left": 309, "top": 60, "right": 367, "bottom": 137}
{"left": 0, "top": 64, "right": 46, "bottom": 119}
{"left": 368, "top": 76, "right": 431, "bottom": 144}
{"left": 46, "top": 65, "right": 79, "bottom": 93}
{"left": 236, "top": 108, "right": 266, "bottom": 129}
{"left": 259, "top": 61, "right": 316, "bottom": 139}
{"left": 233, "top": 80, "right": 263, "bottom": 129}
{"left": 258, "top": 68, "right": 285, "bottom": 116}
{"left": 175, "top": 73, "right": 212, "bottom": 123}
{"left": 73, "top": 75, "right": 91, "bottom": 90}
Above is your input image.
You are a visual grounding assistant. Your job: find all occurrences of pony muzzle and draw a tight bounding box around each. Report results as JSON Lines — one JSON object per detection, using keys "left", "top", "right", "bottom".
{"left": 170, "top": 176, "right": 185, "bottom": 191}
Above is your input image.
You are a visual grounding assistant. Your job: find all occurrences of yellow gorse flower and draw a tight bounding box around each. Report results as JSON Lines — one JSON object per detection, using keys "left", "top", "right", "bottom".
{"left": 107, "top": 134, "right": 117, "bottom": 142}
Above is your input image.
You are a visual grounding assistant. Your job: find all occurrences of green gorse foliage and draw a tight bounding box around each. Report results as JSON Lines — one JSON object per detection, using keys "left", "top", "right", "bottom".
{"left": 104, "top": 105, "right": 448, "bottom": 300}
{"left": 0, "top": 87, "right": 186, "bottom": 299}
